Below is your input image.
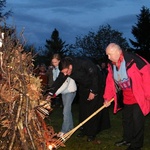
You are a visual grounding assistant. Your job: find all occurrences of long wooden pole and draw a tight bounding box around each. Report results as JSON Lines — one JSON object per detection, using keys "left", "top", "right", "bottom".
{"left": 65, "top": 98, "right": 114, "bottom": 137}
{"left": 52, "top": 98, "right": 114, "bottom": 149}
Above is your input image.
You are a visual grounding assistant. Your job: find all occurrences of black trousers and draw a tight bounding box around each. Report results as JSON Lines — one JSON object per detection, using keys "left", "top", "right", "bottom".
{"left": 122, "top": 104, "right": 145, "bottom": 148}
{"left": 78, "top": 87, "right": 110, "bottom": 136}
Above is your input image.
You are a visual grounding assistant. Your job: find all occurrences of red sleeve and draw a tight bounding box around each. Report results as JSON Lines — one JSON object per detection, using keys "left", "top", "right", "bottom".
{"left": 103, "top": 64, "right": 116, "bottom": 101}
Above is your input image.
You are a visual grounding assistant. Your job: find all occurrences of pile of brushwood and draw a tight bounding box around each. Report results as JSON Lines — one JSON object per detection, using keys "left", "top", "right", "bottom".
{"left": 0, "top": 26, "right": 61, "bottom": 150}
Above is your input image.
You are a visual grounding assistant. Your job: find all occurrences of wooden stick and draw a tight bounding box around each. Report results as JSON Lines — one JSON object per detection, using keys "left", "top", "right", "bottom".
{"left": 53, "top": 98, "right": 114, "bottom": 149}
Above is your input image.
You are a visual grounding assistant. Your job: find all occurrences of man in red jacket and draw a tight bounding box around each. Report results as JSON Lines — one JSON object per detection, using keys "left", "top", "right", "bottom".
{"left": 103, "top": 43, "right": 150, "bottom": 150}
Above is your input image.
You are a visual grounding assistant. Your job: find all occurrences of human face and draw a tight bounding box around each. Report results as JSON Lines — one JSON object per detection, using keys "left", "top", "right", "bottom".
{"left": 51, "top": 58, "right": 60, "bottom": 67}
{"left": 61, "top": 65, "right": 72, "bottom": 76}
{"left": 106, "top": 48, "right": 120, "bottom": 63}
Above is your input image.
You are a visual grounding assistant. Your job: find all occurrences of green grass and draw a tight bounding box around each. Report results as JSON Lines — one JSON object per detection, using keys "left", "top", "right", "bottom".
{"left": 46, "top": 102, "right": 150, "bottom": 150}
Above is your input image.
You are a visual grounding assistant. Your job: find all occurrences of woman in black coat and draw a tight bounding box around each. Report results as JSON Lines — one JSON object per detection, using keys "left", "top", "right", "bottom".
{"left": 49, "top": 57, "right": 110, "bottom": 142}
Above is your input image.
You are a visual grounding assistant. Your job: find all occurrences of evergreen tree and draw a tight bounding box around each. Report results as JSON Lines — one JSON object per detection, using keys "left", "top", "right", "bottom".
{"left": 129, "top": 6, "right": 150, "bottom": 60}
{"left": 45, "top": 28, "right": 68, "bottom": 58}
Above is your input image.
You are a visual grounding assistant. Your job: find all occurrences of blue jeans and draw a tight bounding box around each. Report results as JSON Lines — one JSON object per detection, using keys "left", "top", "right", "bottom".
{"left": 61, "top": 92, "right": 76, "bottom": 133}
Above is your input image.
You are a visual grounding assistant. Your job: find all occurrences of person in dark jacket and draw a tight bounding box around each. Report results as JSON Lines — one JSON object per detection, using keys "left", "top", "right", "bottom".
{"left": 104, "top": 43, "right": 150, "bottom": 150}
{"left": 48, "top": 56, "right": 111, "bottom": 142}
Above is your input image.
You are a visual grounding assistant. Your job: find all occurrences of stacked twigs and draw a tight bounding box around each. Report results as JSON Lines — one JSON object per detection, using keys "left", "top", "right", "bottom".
{"left": 0, "top": 25, "right": 58, "bottom": 150}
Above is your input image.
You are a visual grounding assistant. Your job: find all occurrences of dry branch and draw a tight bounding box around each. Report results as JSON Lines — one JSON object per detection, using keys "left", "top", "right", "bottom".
{"left": 0, "top": 26, "right": 57, "bottom": 150}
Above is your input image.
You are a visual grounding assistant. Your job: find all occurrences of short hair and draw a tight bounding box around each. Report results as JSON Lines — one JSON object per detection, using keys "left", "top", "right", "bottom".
{"left": 59, "top": 57, "right": 73, "bottom": 71}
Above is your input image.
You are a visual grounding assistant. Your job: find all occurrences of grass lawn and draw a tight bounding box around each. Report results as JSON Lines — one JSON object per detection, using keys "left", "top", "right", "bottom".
{"left": 46, "top": 101, "right": 150, "bottom": 150}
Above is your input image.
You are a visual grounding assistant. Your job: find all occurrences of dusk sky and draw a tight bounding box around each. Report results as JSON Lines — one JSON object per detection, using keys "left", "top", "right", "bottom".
{"left": 6, "top": 0, "right": 150, "bottom": 48}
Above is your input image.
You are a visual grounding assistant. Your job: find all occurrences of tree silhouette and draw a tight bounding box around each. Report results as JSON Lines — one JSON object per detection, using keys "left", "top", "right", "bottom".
{"left": 45, "top": 28, "right": 68, "bottom": 58}
{"left": 74, "top": 24, "right": 129, "bottom": 60}
{"left": 0, "top": 0, "right": 12, "bottom": 21}
{"left": 129, "top": 6, "right": 150, "bottom": 60}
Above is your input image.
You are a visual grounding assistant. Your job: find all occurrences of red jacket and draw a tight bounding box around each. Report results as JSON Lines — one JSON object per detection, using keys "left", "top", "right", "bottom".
{"left": 103, "top": 51, "right": 150, "bottom": 116}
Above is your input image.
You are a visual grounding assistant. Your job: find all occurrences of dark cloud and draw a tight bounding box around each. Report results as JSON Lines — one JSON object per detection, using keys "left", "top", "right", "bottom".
{"left": 6, "top": 0, "right": 150, "bottom": 48}
{"left": 105, "top": 14, "right": 138, "bottom": 41}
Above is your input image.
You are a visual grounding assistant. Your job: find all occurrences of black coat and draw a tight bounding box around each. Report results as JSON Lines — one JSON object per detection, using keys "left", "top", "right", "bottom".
{"left": 50, "top": 57, "right": 110, "bottom": 135}
{"left": 50, "top": 57, "right": 100, "bottom": 95}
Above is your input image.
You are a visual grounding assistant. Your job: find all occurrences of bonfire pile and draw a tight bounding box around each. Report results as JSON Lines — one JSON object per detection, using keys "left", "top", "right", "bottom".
{"left": 0, "top": 26, "right": 63, "bottom": 150}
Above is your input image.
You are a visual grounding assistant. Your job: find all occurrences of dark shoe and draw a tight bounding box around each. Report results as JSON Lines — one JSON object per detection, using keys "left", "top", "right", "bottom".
{"left": 115, "top": 140, "right": 131, "bottom": 147}
{"left": 77, "top": 132, "right": 85, "bottom": 137}
{"left": 87, "top": 136, "right": 95, "bottom": 142}
{"left": 126, "top": 146, "right": 141, "bottom": 150}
